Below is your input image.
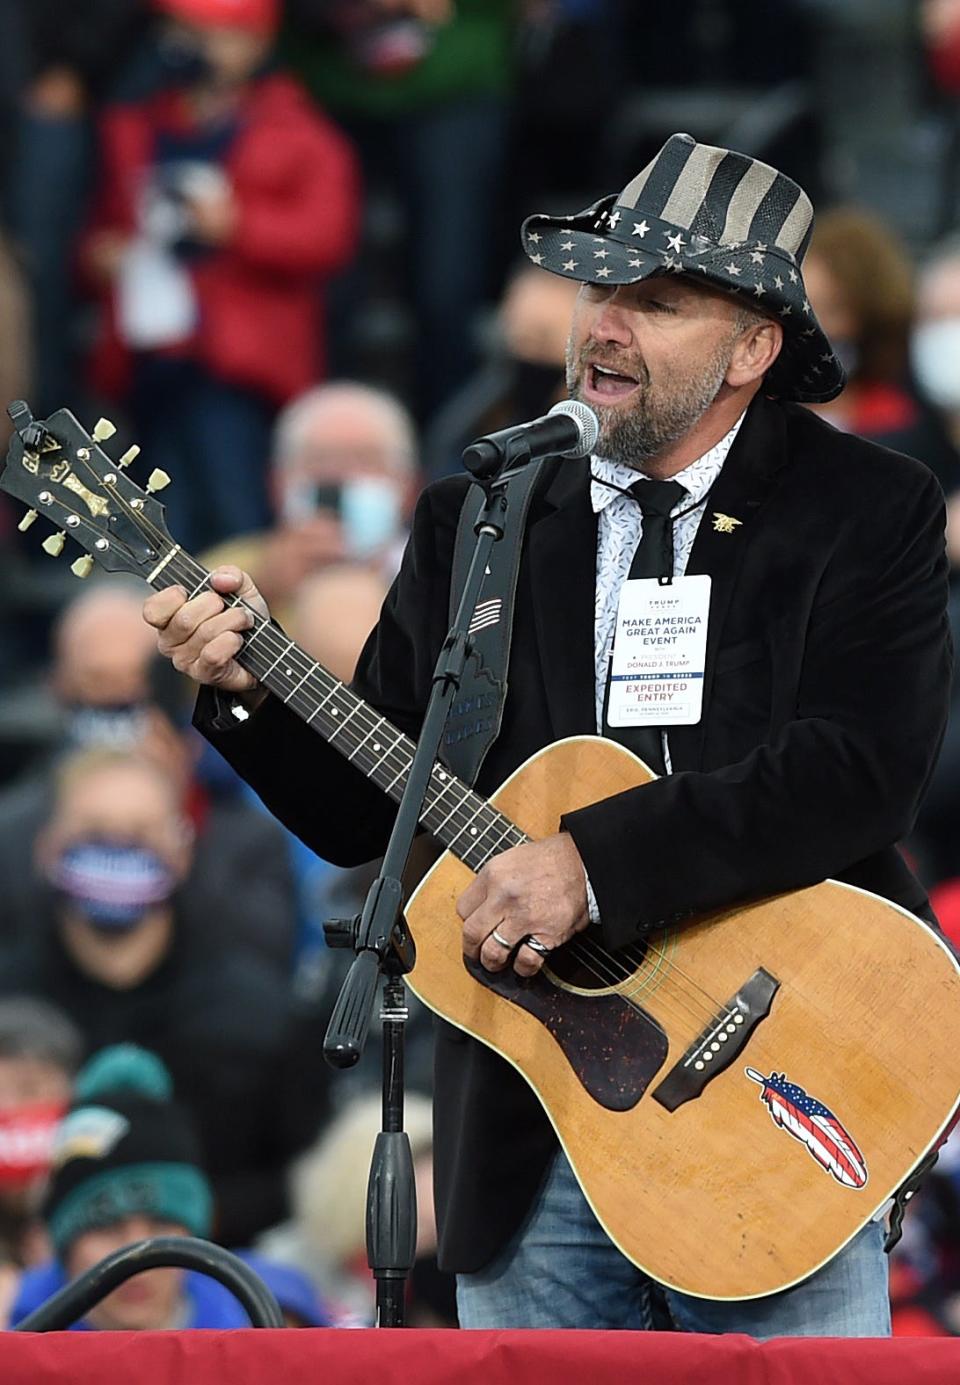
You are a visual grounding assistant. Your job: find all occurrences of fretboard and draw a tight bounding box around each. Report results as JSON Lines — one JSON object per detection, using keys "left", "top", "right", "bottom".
{"left": 151, "top": 548, "right": 527, "bottom": 872}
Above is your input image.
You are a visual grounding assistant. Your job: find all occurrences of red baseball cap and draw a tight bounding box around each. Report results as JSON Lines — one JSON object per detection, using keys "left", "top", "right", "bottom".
{"left": 154, "top": 0, "right": 280, "bottom": 35}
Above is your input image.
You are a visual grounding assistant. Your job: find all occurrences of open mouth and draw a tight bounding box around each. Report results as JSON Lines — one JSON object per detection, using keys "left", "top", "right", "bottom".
{"left": 585, "top": 363, "right": 641, "bottom": 403}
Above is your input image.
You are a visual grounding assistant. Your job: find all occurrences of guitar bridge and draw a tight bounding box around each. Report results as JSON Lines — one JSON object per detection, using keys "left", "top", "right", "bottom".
{"left": 651, "top": 967, "right": 779, "bottom": 1112}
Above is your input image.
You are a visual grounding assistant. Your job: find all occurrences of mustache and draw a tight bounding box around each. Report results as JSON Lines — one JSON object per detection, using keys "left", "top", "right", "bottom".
{"left": 572, "top": 343, "right": 649, "bottom": 386}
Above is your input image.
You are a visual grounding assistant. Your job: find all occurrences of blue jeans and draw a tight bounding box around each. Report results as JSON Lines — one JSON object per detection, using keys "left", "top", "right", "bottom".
{"left": 456, "top": 1150, "right": 891, "bottom": 1336}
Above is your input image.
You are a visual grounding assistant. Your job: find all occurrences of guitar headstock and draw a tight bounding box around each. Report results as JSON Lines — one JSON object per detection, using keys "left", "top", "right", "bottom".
{"left": 1, "top": 402, "right": 178, "bottom": 583}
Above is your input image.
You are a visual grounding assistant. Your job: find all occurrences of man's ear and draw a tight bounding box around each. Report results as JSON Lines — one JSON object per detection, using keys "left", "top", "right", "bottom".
{"left": 726, "top": 319, "right": 784, "bottom": 389}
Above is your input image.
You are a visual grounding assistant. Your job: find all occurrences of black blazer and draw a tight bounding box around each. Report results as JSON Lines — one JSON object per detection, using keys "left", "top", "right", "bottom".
{"left": 198, "top": 396, "right": 952, "bottom": 1273}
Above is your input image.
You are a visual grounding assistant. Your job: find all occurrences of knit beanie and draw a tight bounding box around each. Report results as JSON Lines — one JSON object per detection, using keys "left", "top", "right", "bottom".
{"left": 43, "top": 1045, "right": 213, "bottom": 1258}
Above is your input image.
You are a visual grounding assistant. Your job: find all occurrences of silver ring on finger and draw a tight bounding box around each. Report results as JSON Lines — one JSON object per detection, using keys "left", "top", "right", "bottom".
{"left": 521, "top": 935, "right": 553, "bottom": 957}
{"left": 490, "top": 927, "right": 513, "bottom": 950}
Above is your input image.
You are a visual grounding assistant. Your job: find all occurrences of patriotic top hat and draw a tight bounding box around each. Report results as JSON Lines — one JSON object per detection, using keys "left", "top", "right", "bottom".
{"left": 521, "top": 132, "right": 844, "bottom": 405}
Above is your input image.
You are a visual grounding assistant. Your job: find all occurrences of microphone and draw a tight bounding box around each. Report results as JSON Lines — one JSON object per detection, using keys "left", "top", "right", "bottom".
{"left": 462, "top": 399, "right": 599, "bottom": 480}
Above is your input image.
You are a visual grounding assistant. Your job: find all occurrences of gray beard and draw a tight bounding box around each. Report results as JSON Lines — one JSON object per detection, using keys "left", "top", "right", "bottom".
{"left": 566, "top": 338, "right": 735, "bottom": 469}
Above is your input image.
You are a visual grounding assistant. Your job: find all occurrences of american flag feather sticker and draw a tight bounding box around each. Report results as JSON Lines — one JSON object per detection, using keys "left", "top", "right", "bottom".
{"left": 745, "top": 1068, "right": 868, "bottom": 1189}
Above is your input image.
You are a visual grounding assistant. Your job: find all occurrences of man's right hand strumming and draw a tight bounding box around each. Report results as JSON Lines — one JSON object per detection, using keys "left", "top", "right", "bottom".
{"left": 143, "top": 566, "right": 270, "bottom": 706}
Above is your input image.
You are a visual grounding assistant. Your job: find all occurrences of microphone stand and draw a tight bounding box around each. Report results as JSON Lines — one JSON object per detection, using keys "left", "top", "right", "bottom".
{"left": 322, "top": 433, "right": 535, "bottom": 1327}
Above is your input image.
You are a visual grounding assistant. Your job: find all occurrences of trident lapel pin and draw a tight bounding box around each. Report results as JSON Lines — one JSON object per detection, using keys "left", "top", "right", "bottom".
{"left": 712, "top": 513, "right": 743, "bottom": 534}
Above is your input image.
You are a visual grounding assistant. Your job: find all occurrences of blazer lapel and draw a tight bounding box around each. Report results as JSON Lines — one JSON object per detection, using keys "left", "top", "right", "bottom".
{"left": 669, "top": 395, "right": 791, "bottom": 770}
{"left": 527, "top": 461, "right": 598, "bottom": 740}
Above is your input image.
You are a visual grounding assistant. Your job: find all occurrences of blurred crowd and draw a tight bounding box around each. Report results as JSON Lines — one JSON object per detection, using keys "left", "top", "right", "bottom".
{"left": 0, "top": 0, "right": 958, "bottom": 1336}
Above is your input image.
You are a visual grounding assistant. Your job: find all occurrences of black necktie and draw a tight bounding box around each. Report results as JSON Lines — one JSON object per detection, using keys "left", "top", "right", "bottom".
{"left": 602, "top": 478, "right": 687, "bottom": 775}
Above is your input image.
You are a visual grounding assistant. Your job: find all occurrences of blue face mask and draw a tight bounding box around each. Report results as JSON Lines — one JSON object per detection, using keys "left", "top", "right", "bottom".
{"left": 48, "top": 842, "right": 177, "bottom": 932}
{"left": 63, "top": 703, "right": 151, "bottom": 753}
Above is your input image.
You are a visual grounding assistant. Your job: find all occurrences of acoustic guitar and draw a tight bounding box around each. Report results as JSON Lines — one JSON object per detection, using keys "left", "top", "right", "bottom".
{"left": 5, "top": 403, "right": 960, "bottom": 1300}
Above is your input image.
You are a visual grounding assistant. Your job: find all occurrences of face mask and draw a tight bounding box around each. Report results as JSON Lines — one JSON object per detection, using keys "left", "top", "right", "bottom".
{"left": 910, "top": 318, "right": 960, "bottom": 411}
{"left": 157, "top": 32, "right": 216, "bottom": 88}
{"left": 339, "top": 477, "right": 403, "bottom": 557}
{"left": 48, "top": 842, "right": 177, "bottom": 932}
{"left": 63, "top": 703, "right": 151, "bottom": 753}
{"left": 0, "top": 1100, "right": 67, "bottom": 1189}
{"left": 283, "top": 477, "right": 403, "bottom": 556}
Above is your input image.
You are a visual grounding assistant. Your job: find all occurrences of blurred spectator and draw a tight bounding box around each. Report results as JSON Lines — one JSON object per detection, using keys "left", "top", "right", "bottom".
{"left": 202, "top": 381, "right": 420, "bottom": 619}
{"left": 0, "top": 999, "right": 81, "bottom": 1289}
{"left": 912, "top": 239, "right": 960, "bottom": 466}
{"left": 0, "top": 230, "right": 30, "bottom": 449}
{"left": 425, "top": 259, "right": 577, "bottom": 478}
{"left": 802, "top": 206, "right": 960, "bottom": 493}
{"left": 285, "top": 0, "right": 512, "bottom": 420}
{"left": 273, "top": 559, "right": 433, "bottom": 1100}
{"left": 8, "top": 1044, "right": 253, "bottom": 1330}
{"left": 0, "top": 748, "right": 329, "bottom": 1246}
{"left": 5, "top": 1, "right": 152, "bottom": 415}
{"left": 82, "top": 0, "right": 360, "bottom": 553}
{"left": 287, "top": 562, "right": 389, "bottom": 678}
{"left": 257, "top": 1090, "right": 454, "bottom": 1324}
{"left": 0, "top": 581, "right": 297, "bottom": 970}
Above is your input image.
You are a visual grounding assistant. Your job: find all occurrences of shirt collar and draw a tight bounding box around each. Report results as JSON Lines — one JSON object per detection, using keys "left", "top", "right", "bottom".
{"left": 590, "top": 411, "right": 747, "bottom": 516}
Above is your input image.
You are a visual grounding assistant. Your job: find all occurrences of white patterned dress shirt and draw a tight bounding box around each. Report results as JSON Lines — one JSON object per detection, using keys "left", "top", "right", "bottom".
{"left": 579, "top": 412, "right": 746, "bottom": 924}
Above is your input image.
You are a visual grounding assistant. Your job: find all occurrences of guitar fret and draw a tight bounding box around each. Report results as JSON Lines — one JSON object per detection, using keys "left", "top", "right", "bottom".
{"left": 305, "top": 679, "right": 344, "bottom": 723}
{"left": 327, "top": 702, "right": 362, "bottom": 740}
{"left": 427, "top": 781, "right": 472, "bottom": 833}
{"left": 346, "top": 716, "right": 386, "bottom": 762}
{"left": 282, "top": 660, "right": 319, "bottom": 704}
{"left": 260, "top": 639, "right": 296, "bottom": 680}
{"left": 447, "top": 798, "right": 489, "bottom": 849}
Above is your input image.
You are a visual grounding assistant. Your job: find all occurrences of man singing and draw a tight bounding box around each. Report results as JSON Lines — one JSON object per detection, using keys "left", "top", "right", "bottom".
{"left": 144, "top": 134, "right": 951, "bottom": 1335}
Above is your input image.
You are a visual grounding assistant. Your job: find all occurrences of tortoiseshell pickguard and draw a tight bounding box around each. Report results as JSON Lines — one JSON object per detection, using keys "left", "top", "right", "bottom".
{"left": 463, "top": 957, "right": 667, "bottom": 1111}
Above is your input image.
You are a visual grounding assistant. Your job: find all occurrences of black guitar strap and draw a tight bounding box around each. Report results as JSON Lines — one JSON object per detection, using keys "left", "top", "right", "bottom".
{"left": 442, "top": 462, "right": 544, "bottom": 786}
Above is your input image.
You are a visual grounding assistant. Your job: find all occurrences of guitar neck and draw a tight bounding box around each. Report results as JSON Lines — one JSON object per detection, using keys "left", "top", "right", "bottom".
{"left": 151, "top": 547, "right": 526, "bottom": 871}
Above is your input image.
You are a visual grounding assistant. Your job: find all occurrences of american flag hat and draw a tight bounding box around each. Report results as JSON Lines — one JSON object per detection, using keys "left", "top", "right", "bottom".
{"left": 520, "top": 132, "right": 844, "bottom": 405}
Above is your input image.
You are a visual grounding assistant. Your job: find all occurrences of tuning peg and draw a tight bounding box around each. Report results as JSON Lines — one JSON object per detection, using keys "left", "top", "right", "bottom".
{"left": 41, "top": 531, "right": 66, "bottom": 557}
{"left": 17, "top": 509, "right": 37, "bottom": 532}
{"left": 118, "top": 444, "right": 140, "bottom": 468}
{"left": 71, "top": 555, "right": 95, "bottom": 579}
{"left": 92, "top": 418, "right": 116, "bottom": 442}
{"left": 146, "top": 469, "right": 171, "bottom": 493}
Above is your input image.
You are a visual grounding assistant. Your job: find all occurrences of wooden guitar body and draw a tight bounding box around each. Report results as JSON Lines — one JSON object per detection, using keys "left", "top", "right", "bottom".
{"left": 406, "top": 735, "right": 960, "bottom": 1299}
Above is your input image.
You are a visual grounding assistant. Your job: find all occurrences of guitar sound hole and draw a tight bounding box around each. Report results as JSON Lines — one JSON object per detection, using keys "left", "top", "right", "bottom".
{"left": 547, "top": 926, "right": 647, "bottom": 992}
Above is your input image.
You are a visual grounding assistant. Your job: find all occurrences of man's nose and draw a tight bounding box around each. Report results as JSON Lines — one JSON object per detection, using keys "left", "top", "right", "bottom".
{"left": 591, "top": 293, "right": 634, "bottom": 347}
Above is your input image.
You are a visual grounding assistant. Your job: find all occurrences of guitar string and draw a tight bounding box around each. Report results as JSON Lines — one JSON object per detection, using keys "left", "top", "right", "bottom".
{"left": 58, "top": 459, "right": 761, "bottom": 1039}
{"left": 45, "top": 473, "right": 797, "bottom": 1081}
{"left": 53, "top": 461, "right": 740, "bottom": 1037}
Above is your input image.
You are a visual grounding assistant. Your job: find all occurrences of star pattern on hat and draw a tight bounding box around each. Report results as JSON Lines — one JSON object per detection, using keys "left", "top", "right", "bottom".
{"left": 753, "top": 282, "right": 765, "bottom": 297}
{"left": 802, "top": 299, "right": 812, "bottom": 315}
{"left": 789, "top": 268, "right": 799, "bottom": 283}
{"left": 608, "top": 210, "right": 622, "bottom": 228}
{"left": 754, "top": 242, "right": 768, "bottom": 252}
{"left": 593, "top": 248, "right": 609, "bottom": 258}
{"left": 774, "top": 275, "right": 784, "bottom": 290}
{"left": 562, "top": 259, "right": 579, "bottom": 272}
{"left": 750, "top": 250, "right": 765, "bottom": 264}
{"left": 528, "top": 232, "right": 542, "bottom": 244}
{"left": 596, "top": 265, "right": 612, "bottom": 277}
{"left": 663, "top": 255, "right": 683, "bottom": 272}
{"left": 665, "top": 231, "right": 686, "bottom": 252}
{"left": 780, "top": 305, "right": 792, "bottom": 317}
{"left": 560, "top": 240, "right": 574, "bottom": 250}
{"left": 628, "top": 257, "right": 644, "bottom": 268}
{"left": 725, "top": 263, "right": 743, "bottom": 276}
{"left": 530, "top": 253, "right": 544, "bottom": 265}
{"left": 633, "top": 221, "right": 650, "bottom": 238}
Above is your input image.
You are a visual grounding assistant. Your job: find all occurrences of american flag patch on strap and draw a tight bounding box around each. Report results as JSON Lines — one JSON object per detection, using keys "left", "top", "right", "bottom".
{"left": 468, "top": 599, "right": 502, "bottom": 636}
{"left": 746, "top": 1068, "right": 868, "bottom": 1189}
